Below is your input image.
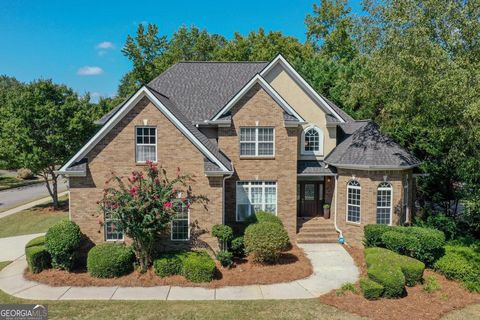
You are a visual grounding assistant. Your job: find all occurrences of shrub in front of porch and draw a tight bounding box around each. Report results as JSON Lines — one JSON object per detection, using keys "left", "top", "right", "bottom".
{"left": 245, "top": 211, "right": 283, "bottom": 226}
{"left": 244, "top": 221, "right": 289, "bottom": 264}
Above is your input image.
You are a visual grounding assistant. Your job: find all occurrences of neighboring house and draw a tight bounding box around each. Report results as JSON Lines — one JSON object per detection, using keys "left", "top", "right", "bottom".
{"left": 59, "top": 55, "right": 421, "bottom": 248}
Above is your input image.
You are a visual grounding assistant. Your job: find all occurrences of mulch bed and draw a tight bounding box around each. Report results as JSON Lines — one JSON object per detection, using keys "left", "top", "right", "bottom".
{"left": 25, "top": 246, "right": 312, "bottom": 288}
{"left": 320, "top": 245, "right": 480, "bottom": 320}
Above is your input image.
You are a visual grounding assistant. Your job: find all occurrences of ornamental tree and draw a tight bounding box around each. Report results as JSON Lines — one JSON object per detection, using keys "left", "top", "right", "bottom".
{"left": 99, "top": 161, "right": 205, "bottom": 272}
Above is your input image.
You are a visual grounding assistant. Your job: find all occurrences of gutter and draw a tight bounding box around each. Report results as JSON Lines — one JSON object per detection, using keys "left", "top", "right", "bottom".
{"left": 221, "top": 163, "right": 234, "bottom": 224}
{"left": 334, "top": 175, "right": 344, "bottom": 242}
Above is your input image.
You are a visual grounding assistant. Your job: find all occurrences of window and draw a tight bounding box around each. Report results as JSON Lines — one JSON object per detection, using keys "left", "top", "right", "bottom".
{"left": 136, "top": 127, "right": 157, "bottom": 163}
{"left": 240, "top": 127, "right": 274, "bottom": 156}
{"left": 104, "top": 209, "right": 123, "bottom": 241}
{"left": 236, "top": 181, "right": 277, "bottom": 221}
{"left": 347, "top": 180, "right": 361, "bottom": 223}
{"left": 376, "top": 182, "right": 392, "bottom": 225}
{"left": 302, "top": 126, "right": 324, "bottom": 155}
{"left": 171, "top": 202, "right": 189, "bottom": 241}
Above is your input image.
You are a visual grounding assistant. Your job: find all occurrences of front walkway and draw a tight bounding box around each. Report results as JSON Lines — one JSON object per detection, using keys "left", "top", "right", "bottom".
{"left": 0, "top": 237, "right": 358, "bottom": 300}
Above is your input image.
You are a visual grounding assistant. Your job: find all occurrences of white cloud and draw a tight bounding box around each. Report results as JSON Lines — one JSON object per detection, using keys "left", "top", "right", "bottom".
{"left": 96, "top": 41, "right": 114, "bottom": 49}
{"left": 77, "top": 66, "right": 104, "bottom": 76}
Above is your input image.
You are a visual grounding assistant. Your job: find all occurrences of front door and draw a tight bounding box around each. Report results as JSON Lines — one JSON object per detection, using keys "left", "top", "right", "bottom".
{"left": 297, "top": 182, "right": 324, "bottom": 217}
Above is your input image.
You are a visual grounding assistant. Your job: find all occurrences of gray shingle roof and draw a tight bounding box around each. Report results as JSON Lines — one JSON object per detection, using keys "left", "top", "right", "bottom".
{"left": 297, "top": 160, "right": 336, "bottom": 175}
{"left": 146, "top": 86, "right": 232, "bottom": 171}
{"left": 149, "top": 62, "right": 269, "bottom": 123}
{"left": 325, "top": 121, "right": 420, "bottom": 168}
{"left": 65, "top": 158, "right": 87, "bottom": 172}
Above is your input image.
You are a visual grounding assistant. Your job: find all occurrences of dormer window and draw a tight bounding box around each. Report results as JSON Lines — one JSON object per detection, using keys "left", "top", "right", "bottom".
{"left": 301, "top": 126, "right": 324, "bottom": 155}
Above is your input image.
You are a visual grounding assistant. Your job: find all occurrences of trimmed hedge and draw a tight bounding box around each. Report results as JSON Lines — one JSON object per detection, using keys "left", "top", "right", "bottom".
{"left": 244, "top": 222, "right": 289, "bottom": 264}
{"left": 182, "top": 251, "right": 216, "bottom": 283}
{"left": 230, "top": 236, "right": 245, "bottom": 258}
{"left": 46, "top": 220, "right": 83, "bottom": 271}
{"left": 365, "top": 247, "right": 425, "bottom": 298}
{"left": 153, "top": 253, "right": 183, "bottom": 277}
{"left": 360, "top": 278, "right": 384, "bottom": 300}
{"left": 25, "top": 236, "right": 51, "bottom": 274}
{"left": 216, "top": 250, "right": 233, "bottom": 268}
{"left": 245, "top": 211, "right": 283, "bottom": 226}
{"left": 364, "top": 224, "right": 445, "bottom": 266}
{"left": 434, "top": 245, "right": 480, "bottom": 292}
{"left": 87, "top": 244, "right": 135, "bottom": 278}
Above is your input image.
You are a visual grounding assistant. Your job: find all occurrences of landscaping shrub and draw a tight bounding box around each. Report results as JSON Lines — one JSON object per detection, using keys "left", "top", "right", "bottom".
{"left": 368, "top": 264, "right": 405, "bottom": 298}
{"left": 25, "top": 235, "right": 47, "bottom": 249}
{"left": 87, "top": 244, "right": 135, "bottom": 278}
{"left": 211, "top": 224, "right": 233, "bottom": 250}
{"left": 230, "top": 236, "right": 245, "bottom": 257}
{"left": 182, "top": 251, "right": 216, "bottom": 283}
{"left": 423, "top": 275, "right": 441, "bottom": 293}
{"left": 434, "top": 245, "right": 480, "bottom": 292}
{"left": 17, "top": 168, "right": 34, "bottom": 180}
{"left": 153, "top": 253, "right": 183, "bottom": 277}
{"left": 45, "top": 220, "right": 83, "bottom": 271}
{"left": 216, "top": 250, "right": 233, "bottom": 268}
{"left": 245, "top": 211, "right": 283, "bottom": 226}
{"left": 364, "top": 224, "right": 391, "bottom": 247}
{"left": 244, "top": 222, "right": 289, "bottom": 264}
{"left": 415, "top": 213, "right": 457, "bottom": 240}
{"left": 25, "top": 235, "right": 51, "bottom": 274}
{"left": 399, "top": 255, "right": 425, "bottom": 286}
{"left": 360, "top": 278, "right": 384, "bottom": 300}
{"left": 382, "top": 230, "right": 418, "bottom": 255}
{"left": 336, "top": 282, "right": 357, "bottom": 296}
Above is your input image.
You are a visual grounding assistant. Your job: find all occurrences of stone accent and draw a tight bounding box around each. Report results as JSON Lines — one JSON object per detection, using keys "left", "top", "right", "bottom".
{"left": 69, "top": 97, "right": 223, "bottom": 250}
{"left": 334, "top": 168, "right": 412, "bottom": 247}
{"left": 218, "top": 84, "right": 299, "bottom": 238}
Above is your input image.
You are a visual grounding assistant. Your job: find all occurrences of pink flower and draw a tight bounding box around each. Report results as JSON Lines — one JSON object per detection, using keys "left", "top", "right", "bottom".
{"left": 163, "top": 201, "right": 173, "bottom": 209}
{"left": 129, "top": 186, "right": 139, "bottom": 196}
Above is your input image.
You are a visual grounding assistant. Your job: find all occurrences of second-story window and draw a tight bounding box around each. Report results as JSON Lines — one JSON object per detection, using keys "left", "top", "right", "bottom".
{"left": 136, "top": 127, "right": 157, "bottom": 163}
{"left": 302, "top": 126, "right": 324, "bottom": 155}
{"left": 240, "top": 127, "right": 274, "bottom": 157}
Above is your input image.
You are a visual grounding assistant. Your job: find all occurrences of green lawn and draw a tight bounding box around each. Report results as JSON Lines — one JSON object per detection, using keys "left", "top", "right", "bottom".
{"left": 0, "top": 175, "right": 42, "bottom": 191}
{"left": 0, "top": 197, "right": 68, "bottom": 238}
{"left": 441, "top": 304, "right": 480, "bottom": 319}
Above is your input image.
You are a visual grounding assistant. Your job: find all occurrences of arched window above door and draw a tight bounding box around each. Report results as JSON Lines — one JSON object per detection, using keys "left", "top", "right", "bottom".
{"left": 302, "top": 126, "right": 324, "bottom": 155}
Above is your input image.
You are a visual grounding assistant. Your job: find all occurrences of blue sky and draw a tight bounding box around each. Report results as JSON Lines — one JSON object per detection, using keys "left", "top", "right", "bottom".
{"left": 0, "top": 0, "right": 363, "bottom": 101}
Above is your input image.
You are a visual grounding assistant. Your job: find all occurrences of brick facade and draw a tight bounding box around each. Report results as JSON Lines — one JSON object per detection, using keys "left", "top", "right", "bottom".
{"left": 69, "top": 97, "right": 223, "bottom": 250}
{"left": 218, "top": 84, "right": 299, "bottom": 238}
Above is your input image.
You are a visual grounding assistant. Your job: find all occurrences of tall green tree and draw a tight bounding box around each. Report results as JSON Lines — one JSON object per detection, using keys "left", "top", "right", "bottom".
{"left": 0, "top": 80, "right": 98, "bottom": 208}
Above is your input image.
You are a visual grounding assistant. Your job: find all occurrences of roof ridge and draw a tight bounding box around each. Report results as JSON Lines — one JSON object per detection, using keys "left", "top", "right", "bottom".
{"left": 175, "top": 61, "right": 269, "bottom": 64}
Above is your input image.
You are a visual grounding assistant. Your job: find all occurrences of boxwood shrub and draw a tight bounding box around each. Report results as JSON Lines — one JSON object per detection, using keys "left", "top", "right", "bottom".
{"left": 434, "top": 245, "right": 480, "bottom": 292}
{"left": 399, "top": 255, "right": 425, "bottom": 286}
{"left": 25, "top": 236, "right": 51, "bottom": 274}
{"left": 244, "top": 221, "right": 289, "bottom": 264}
{"left": 45, "top": 220, "right": 83, "bottom": 271}
{"left": 245, "top": 211, "right": 283, "bottom": 226}
{"left": 182, "top": 251, "right": 216, "bottom": 283}
{"left": 360, "top": 278, "right": 384, "bottom": 300}
{"left": 230, "top": 236, "right": 245, "bottom": 258}
{"left": 87, "top": 244, "right": 135, "bottom": 278}
{"left": 368, "top": 264, "right": 405, "bottom": 298}
{"left": 364, "top": 224, "right": 391, "bottom": 247}
{"left": 153, "top": 253, "right": 183, "bottom": 277}
{"left": 216, "top": 250, "right": 233, "bottom": 268}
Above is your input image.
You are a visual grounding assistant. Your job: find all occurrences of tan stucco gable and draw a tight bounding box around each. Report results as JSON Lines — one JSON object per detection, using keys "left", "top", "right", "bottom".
{"left": 263, "top": 63, "right": 338, "bottom": 160}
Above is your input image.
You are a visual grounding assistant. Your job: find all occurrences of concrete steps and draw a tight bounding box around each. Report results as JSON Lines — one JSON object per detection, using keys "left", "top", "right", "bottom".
{"left": 296, "top": 217, "right": 338, "bottom": 244}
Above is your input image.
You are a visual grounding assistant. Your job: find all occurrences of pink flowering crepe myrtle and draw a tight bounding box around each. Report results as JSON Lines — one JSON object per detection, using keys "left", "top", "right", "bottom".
{"left": 99, "top": 161, "right": 206, "bottom": 272}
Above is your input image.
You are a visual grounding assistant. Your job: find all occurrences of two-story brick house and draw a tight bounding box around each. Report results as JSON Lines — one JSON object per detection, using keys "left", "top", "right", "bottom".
{"left": 59, "top": 55, "right": 421, "bottom": 248}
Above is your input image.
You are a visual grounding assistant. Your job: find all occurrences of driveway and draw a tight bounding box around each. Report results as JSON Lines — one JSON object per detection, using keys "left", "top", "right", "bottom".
{"left": 0, "top": 179, "right": 67, "bottom": 212}
{"left": 0, "top": 240, "right": 359, "bottom": 300}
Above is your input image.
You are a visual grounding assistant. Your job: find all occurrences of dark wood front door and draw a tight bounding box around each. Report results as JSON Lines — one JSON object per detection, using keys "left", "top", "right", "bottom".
{"left": 297, "top": 181, "right": 325, "bottom": 217}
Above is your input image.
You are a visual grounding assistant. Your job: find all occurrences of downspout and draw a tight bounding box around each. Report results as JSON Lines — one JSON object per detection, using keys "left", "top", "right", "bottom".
{"left": 334, "top": 175, "right": 344, "bottom": 242}
{"left": 222, "top": 163, "right": 234, "bottom": 224}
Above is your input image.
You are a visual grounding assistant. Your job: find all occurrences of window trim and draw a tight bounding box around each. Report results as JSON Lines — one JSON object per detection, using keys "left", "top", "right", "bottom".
{"left": 104, "top": 210, "right": 124, "bottom": 242}
{"left": 236, "top": 181, "right": 278, "bottom": 222}
{"left": 135, "top": 126, "right": 157, "bottom": 163}
{"left": 239, "top": 127, "right": 275, "bottom": 157}
{"left": 346, "top": 180, "right": 361, "bottom": 224}
{"left": 171, "top": 202, "right": 190, "bottom": 241}
{"left": 376, "top": 182, "right": 393, "bottom": 225}
{"left": 301, "top": 125, "right": 324, "bottom": 156}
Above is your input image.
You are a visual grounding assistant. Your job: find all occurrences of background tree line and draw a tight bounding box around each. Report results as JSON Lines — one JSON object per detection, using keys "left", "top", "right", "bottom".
{"left": 0, "top": 0, "right": 478, "bottom": 237}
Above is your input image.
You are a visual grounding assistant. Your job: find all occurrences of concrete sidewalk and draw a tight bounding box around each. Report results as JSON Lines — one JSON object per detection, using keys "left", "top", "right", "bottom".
{"left": 0, "top": 241, "right": 359, "bottom": 301}
{"left": 0, "top": 233, "right": 45, "bottom": 261}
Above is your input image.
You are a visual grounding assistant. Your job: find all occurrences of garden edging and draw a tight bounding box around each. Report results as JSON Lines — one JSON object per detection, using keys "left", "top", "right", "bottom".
{"left": 0, "top": 243, "right": 359, "bottom": 300}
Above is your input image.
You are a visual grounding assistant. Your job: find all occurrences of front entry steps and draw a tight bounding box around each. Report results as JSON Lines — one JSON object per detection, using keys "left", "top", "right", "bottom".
{"left": 296, "top": 217, "right": 338, "bottom": 244}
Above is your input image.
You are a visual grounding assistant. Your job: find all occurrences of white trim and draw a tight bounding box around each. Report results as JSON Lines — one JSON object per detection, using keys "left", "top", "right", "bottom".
{"left": 104, "top": 211, "right": 124, "bottom": 242}
{"left": 59, "top": 86, "right": 230, "bottom": 174}
{"left": 301, "top": 125, "right": 324, "bottom": 156}
{"left": 171, "top": 204, "right": 190, "bottom": 241}
{"left": 346, "top": 180, "right": 361, "bottom": 224}
{"left": 260, "top": 55, "right": 345, "bottom": 123}
{"left": 211, "top": 74, "right": 304, "bottom": 122}
{"left": 376, "top": 182, "right": 393, "bottom": 225}
{"left": 235, "top": 181, "right": 278, "bottom": 222}
{"left": 134, "top": 125, "right": 157, "bottom": 163}
{"left": 239, "top": 127, "right": 275, "bottom": 157}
